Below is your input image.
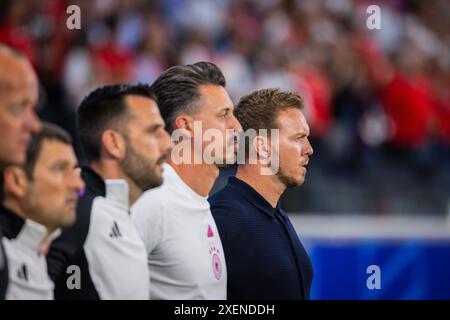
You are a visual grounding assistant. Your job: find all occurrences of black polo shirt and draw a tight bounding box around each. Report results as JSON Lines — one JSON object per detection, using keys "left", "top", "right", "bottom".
{"left": 209, "top": 176, "right": 313, "bottom": 300}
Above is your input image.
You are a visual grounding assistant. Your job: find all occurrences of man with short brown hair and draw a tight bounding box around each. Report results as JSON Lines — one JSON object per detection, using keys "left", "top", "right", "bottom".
{"left": 209, "top": 88, "right": 314, "bottom": 300}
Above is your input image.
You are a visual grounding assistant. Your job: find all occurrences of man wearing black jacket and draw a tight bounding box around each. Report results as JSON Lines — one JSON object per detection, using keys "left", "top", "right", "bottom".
{"left": 47, "top": 84, "right": 172, "bottom": 299}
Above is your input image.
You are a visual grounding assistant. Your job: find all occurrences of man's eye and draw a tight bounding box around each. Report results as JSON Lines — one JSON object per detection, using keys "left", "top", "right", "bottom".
{"left": 147, "top": 126, "right": 161, "bottom": 134}
{"left": 52, "top": 164, "right": 67, "bottom": 172}
{"left": 10, "top": 104, "right": 26, "bottom": 115}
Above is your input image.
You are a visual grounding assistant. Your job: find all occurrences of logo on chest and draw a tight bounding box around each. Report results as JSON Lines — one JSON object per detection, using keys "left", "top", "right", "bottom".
{"left": 17, "top": 263, "right": 28, "bottom": 282}
{"left": 207, "top": 224, "right": 222, "bottom": 280}
{"left": 208, "top": 246, "right": 222, "bottom": 280}
{"left": 109, "top": 221, "right": 122, "bottom": 238}
{"left": 207, "top": 224, "right": 214, "bottom": 238}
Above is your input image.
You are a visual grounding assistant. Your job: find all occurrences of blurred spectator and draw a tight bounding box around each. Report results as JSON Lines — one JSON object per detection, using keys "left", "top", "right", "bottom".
{"left": 0, "top": 0, "right": 37, "bottom": 66}
{"left": 1, "top": 0, "right": 449, "bottom": 214}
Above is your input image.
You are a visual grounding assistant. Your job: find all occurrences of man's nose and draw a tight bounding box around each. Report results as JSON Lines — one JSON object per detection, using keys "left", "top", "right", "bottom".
{"left": 72, "top": 168, "right": 85, "bottom": 192}
{"left": 228, "top": 113, "right": 242, "bottom": 132}
{"left": 305, "top": 139, "right": 313, "bottom": 156}
{"left": 26, "top": 108, "right": 42, "bottom": 134}
{"left": 162, "top": 129, "right": 174, "bottom": 154}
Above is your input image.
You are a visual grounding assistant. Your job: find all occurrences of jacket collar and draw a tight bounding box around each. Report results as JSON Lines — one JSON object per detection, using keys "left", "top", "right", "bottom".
{"left": 0, "top": 205, "right": 25, "bottom": 240}
{"left": 105, "top": 180, "right": 129, "bottom": 209}
{"left": 81, "top": 166, "right": 106, "bottom": 197}
{"left": 81, "top": 166, "right": 129, "bottom": 209}
{"left": 227, "top": 176, "right": 283, "bottom": 218}
{"left": 0, "top": 205, "right": 55, "bottom": 253}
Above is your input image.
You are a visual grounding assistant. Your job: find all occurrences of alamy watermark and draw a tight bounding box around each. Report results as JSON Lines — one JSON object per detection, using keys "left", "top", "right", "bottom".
{"left": 366, "top": 265, "right": 382, "bottom": 290}
{"left": 66, "top": 265, "right": 81, "bottom": 290}
{"left": 66, "top": 5, "right": 81, "bottom": 30}
{"left": 65, "top": 4, "right": 382, "bottom": 31}
{"left": 366, "top": 5, "right": 381, "bottom": 30}
{"left": 170, "top": 121, "right": 280, "bottom": 175}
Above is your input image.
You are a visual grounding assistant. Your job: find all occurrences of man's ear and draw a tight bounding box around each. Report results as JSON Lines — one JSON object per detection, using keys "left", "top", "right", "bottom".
{"left": 3, "top": 167, "right": 28, "bottom": 200}
{"left": 253, "top": 135, "right": 271, "bottom": 159}
{"left": 101, "top": 129, "right": 126, "bottom": 160}
{"left": 174, "top": 115, "right": 194, "bottom": 138}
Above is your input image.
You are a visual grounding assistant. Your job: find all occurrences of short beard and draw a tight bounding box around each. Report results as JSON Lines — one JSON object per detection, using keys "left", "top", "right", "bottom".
{"left": 121, "top": 142, "right": 163, "bottom": 192}
{"left": 276, "top": 167, "right": 302, "bottom": 189}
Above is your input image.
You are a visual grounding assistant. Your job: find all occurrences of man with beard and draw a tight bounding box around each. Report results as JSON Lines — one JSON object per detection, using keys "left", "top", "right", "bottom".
{"left": 0, "top": 45, "right": 41, "bottom": 299}
{"left": 209, "top": 88, "right": 314, "bottom": 300}
{"left": 132, "top": 62, "right": 241, "bottom": 299}
{"left": 47, "top": 84, "right": 173, "bottom": 299}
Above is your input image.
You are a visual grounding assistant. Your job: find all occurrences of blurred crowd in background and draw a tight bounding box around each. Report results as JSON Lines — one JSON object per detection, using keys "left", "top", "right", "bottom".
{"left": 1, "top": 0, "right": 449, "bottom": 215}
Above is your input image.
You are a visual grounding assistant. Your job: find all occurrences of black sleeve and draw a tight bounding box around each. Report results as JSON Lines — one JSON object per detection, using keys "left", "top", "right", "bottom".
{"left": 0, "top": 232, "right": 8, "bottom": 300}
{"left": 46, "top": 193, "right": 94, "bottom": 282}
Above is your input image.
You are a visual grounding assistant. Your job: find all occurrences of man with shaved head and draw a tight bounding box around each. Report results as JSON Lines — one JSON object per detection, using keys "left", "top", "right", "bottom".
{"left": 0, "top": 44, "right": 41, "bottom": 299}
{"left": 0, "top": 44, "right": 41, "bottom": 166}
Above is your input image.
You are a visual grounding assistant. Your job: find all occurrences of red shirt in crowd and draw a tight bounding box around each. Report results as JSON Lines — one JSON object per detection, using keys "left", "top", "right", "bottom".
{"left": 382, "top": 72, "right": 434, "bottom": 148}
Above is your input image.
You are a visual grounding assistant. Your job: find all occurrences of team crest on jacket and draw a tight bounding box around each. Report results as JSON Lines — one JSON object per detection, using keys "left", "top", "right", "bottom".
{"left": 208, "top": 246, "right": 222, "bottom": 280}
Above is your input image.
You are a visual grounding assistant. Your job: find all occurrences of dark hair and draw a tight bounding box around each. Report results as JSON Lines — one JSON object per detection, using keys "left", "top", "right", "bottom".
{"left": 235, "top": 88, "right": 304, "bottom": 153}
{"left": 24, "top": 122, "right": 73, "bottom": 178}
{"left": 151, "top": 61, "right": 226, "bottom": 133}
{"left": 77, "top": 84, "right": 156, "bottom": 163}
{"left": 1, "top": 122, "right": 72, "bottom": 202}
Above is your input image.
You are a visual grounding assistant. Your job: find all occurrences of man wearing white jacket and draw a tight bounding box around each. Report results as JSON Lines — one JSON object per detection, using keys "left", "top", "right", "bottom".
{"left": 1, "top": 123, "right": 84, "bottom": 299}
{"left": 47, "top": 84, "right": 172, "bottom": 299}
{"left": 132, "top": 62, "right": 241, "bottom": 299}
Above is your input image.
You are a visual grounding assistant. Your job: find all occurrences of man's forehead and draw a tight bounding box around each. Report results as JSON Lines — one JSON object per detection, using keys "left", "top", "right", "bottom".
{"left": 126, "top": 95, "right": 158, "bottom": 114}
{"left": 277, "top": 108, "right": 310, "bottom": 134}
{"left": 125, "top": 96, "right": 165, "bottom": 130}
{"left": 0, "top": 58, "right": 36, "bottom": 94}
{"left": 37, "top": 140, "right": 76, "bottom": 163}
{"left": 198, "top": 84, "right": 233, "bottom": 109}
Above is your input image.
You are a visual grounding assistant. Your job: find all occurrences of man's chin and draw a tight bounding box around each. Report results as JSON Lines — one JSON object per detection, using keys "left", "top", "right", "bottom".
{"left": 141, "top": 176, "right": 164, "bottom": 191}
{"left": 278, "top": 173, "right": 305, "bottom": 188}
{"left": 9, "top": 151, "right": 26, "bottom": 167}
{"left": 152, "top": 177, "right": 164, "bottom": 188}
{"left": 61, "top": 211, "right": 77, "bottom": 228}
{"left": 296, "top": 177, "right": 306, "bottom": 187}
{"left": 293, "top": 173, "right": 306, "bottom": 186}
